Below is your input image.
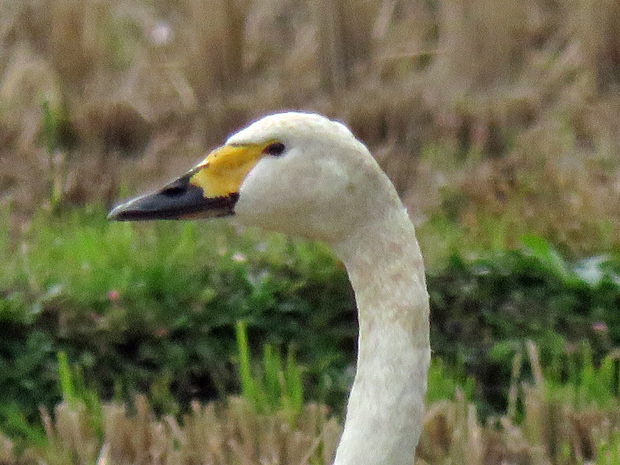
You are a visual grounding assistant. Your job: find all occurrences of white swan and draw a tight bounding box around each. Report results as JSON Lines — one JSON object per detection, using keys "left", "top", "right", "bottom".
{"left": 109, "top": 112, "right": 430, "bottom": 465}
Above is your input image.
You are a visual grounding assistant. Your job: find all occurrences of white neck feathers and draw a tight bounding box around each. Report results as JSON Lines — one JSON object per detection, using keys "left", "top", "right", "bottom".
{"left": 330, "top": 206, "right": 430, "bottom": 465}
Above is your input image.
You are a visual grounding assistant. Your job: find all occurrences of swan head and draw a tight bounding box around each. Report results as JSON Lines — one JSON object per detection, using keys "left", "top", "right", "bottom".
{"left": 109, "top": 112, "right": 400, "bottom": 244}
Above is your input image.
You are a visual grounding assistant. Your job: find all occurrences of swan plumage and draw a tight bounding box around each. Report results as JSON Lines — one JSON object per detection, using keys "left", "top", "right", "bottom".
{"left": 109, "top": 112, "right": 430, "bottom": 465}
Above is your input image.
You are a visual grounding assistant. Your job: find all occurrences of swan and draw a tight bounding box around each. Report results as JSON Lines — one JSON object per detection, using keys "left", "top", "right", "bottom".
{"left": 108, "top": 112, "right": 430, "bottom": 465}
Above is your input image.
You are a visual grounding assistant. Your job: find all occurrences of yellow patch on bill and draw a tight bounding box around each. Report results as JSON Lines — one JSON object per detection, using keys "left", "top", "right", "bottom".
{"left": 190, "top": 144, "right": 265, "bottom": 198}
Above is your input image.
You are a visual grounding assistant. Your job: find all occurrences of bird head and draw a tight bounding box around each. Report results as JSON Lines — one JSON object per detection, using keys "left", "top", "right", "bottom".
{"left": 108, "top": 112, "right": 399, "bottom": 244}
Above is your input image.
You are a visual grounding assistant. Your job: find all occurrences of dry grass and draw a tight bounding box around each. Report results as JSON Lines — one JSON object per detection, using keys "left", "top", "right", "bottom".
{"left": 5, "top": 346, "right": 620, "bottom": 465}
{"left": 13, "top": 396, "right": 340, "bottom": 465}
{"left": 1, "top": 0, "right": 619, "bottom": 253}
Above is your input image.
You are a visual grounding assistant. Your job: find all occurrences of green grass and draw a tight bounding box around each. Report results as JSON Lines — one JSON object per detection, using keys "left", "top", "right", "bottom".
{"left": 0, "top": 318, "right": 481, "bottom": 464}
{"left": 596, "top": 432, "right": 620, "bottom": 465}
{"left": 1, "top": 204, "right": 619, "bottom": 424}
{"left": 0, "top": 204, "right": 357, "bottom": 421}
{"left": 1, "top": 214, "right": 620, "bottom": 464}
{"left": 235, "top": 320, "right": 304, "bottom": 424}
{"left": 426, "top": 357, "right": 475, "bottom": 405}
{"left": 541, "top": 341, "right": 620, "bottom": 410}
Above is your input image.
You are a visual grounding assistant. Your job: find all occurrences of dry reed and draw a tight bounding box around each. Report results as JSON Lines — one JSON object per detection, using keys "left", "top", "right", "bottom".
{"left": 18, "top": 396, "right": 340, "bottom": 465}
{"left": 3, "top": 387, "right": 619, "bottom": 464}
{"left": 0, "top": 0, "right": 619, "bottom": 253}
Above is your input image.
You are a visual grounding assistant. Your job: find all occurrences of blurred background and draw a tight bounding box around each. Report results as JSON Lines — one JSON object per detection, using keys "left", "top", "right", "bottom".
{"left": 1, "top": 0, "right": 620, "bottom": 464}
{"left": 2, "top": 0, "right": 619, "bottom": 254}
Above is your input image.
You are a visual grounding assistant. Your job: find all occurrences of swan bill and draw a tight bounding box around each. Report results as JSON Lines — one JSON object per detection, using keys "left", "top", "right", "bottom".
{"left": 107, "top": 173, "right": 239, "bottom": 221}
{"left": 108, "top": 143, "right": 267, "bottom": 221}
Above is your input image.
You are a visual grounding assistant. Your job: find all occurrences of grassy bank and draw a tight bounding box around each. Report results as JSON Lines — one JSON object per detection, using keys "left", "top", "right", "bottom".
{"left": 0, "top": 206, "right": 618, "bottom": 461}
{"left": 3, "top": 329, "right": 620, "bottom": 464}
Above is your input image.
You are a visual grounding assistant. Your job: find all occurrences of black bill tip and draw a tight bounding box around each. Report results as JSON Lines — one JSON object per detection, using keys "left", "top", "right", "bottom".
{"left": 108, "top": 174, "right": 239, "bottom": 221}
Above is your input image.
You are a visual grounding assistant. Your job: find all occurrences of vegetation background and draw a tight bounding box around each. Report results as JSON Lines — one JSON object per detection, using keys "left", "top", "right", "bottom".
{"left": 2, "top": 0, "right": 620, "bottom": 255}
{"left": 1, "top": 0, "right": 620, "bottom": 463}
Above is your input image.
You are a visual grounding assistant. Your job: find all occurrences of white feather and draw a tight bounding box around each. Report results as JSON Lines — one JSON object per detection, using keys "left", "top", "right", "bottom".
{"left": 232, "top": 112, "right": 430, "bottom": 465}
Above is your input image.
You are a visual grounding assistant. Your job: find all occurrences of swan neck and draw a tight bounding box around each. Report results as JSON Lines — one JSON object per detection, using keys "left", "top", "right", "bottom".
{"left": 330, "top": 210, "right": 430, "bottom": 465}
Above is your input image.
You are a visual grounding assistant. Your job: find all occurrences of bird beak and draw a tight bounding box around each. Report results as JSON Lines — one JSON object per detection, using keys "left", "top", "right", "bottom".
{"left": 108, "top": 143, "right": 266, "bottom": 221}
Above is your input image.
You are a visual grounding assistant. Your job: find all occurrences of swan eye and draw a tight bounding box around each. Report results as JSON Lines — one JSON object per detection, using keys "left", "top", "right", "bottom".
{"left": 263, "top": 142, "right": 286, "bottom": 156}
